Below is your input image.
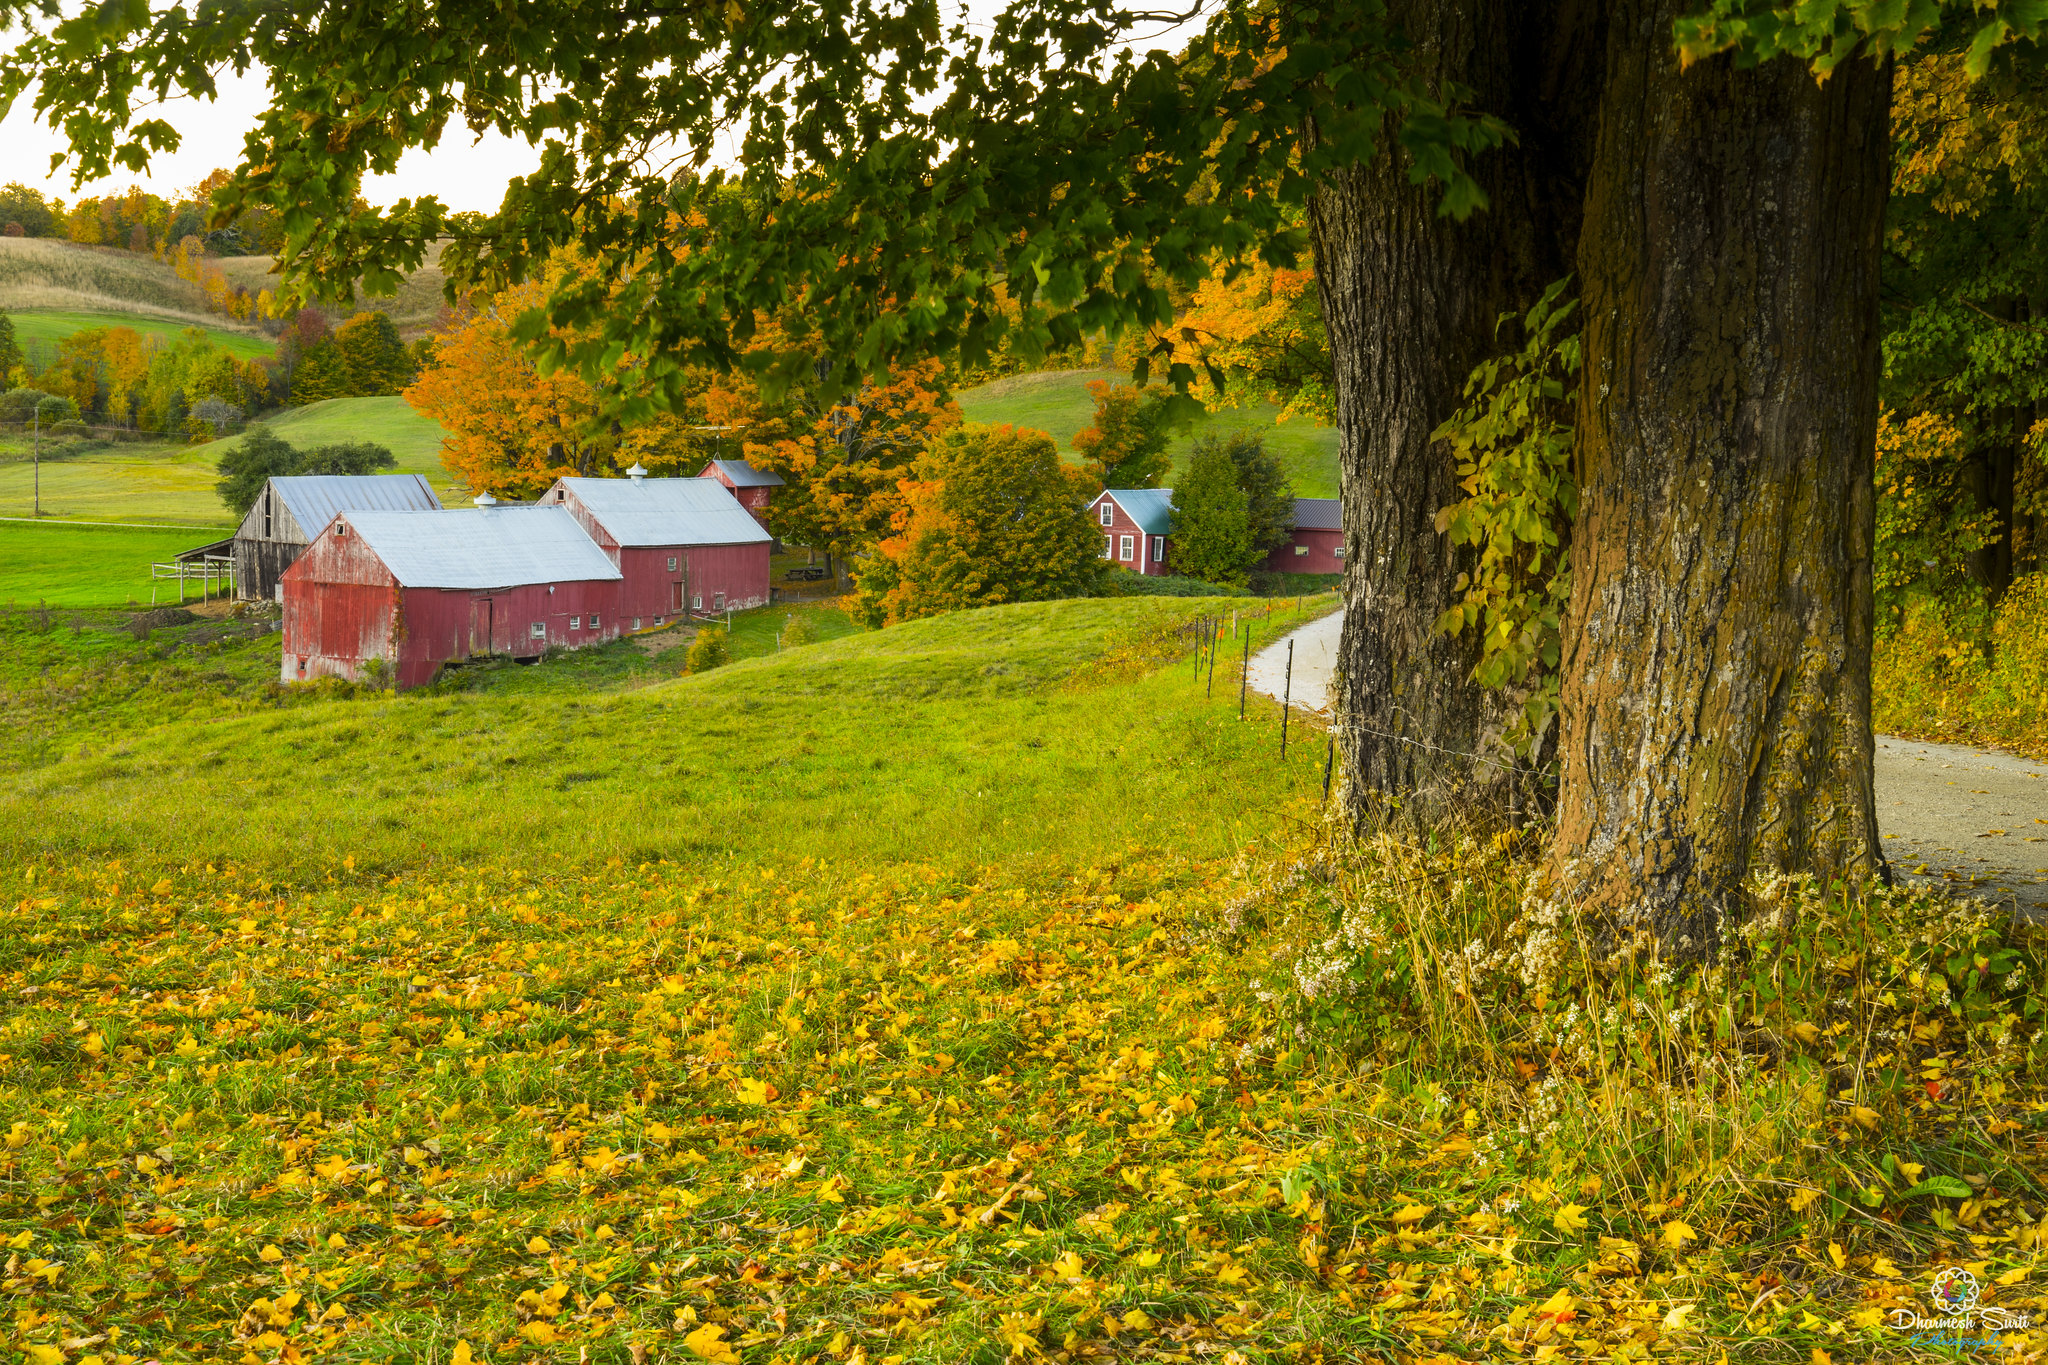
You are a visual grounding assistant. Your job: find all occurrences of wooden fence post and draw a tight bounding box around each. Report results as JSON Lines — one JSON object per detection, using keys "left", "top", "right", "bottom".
{"left": 1280, "top": 638, "right": 1293, "bottom": 758}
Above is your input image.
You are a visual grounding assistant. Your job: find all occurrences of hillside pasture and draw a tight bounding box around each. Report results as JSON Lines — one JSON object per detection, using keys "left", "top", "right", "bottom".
{"left": 958, "top": 368, "right": 1341, "bottom": 498}
{"left": 216, "top": 242, "right": 453, "bottom": 338}
{"left": 0, "top": 520, "right": 221, "bottom": 607}
{"left": 5, "top": 307, "right": 276, "bottom": 361}
{"left": 0, "top": 595, "right": 1331, "bottom": 874}
{"left": 0, "top": 237, "right": 248, "bottom": 328}
{"left": 208, "top": 396, "right": 454, "bottom": 485}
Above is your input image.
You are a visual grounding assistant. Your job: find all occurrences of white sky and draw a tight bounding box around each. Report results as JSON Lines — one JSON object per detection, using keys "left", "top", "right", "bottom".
{"left": 0, "top": 3, "right": 1207, "bottom": 214}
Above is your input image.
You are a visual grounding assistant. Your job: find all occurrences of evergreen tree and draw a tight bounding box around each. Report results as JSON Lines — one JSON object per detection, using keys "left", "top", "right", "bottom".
{"left": 0, "top": 311, "right": 21, "bottom": 382}
{"left": 1168, "top": 440, "right": 1254, "bottom": 587}
{"left": 1192, "top": 430, "right": 1292, "bottom": 559}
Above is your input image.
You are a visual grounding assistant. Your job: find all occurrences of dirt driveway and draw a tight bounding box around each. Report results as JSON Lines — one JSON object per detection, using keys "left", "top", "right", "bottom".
{"left": 1249, "top": 611, "right": 2048, "bottom": 915}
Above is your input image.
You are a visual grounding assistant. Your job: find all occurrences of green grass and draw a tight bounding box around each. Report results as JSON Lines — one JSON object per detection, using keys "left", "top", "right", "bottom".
{"left": 0, "top": 435, "right": 236, "bottom": 527}
{"left": 5, "top": 307, "right": 274, "bottom": 360}
{"left": 0, "top": 594, "right": 1333, "bottom": 876}
{"left": 210, "top": 395, "right": 454, "bottom": 485}
{"left": 958, "top": 368, "right": 1342, "bottom": 498}
{"left": 0, "top": 521, "right": 225, "bottom": 607}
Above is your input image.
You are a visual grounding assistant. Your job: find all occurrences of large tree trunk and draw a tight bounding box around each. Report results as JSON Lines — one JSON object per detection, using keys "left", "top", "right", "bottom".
{"left": 1315, "top": 0, "right": 1601, "bottom": 831}
{"left": 1551, "top": 4, "right": 1893, "bottom": 959}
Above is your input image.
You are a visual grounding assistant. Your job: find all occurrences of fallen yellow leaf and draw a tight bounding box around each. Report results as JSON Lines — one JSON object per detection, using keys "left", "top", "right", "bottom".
{"left": 1661, "top": 1220, "right": 1697, "bottom": 1251}
{"left": 683, "top": 1325, "right": 740, "bottom": 1363}
{"left": 1554, "top": 1203, "right": 1590, "bottom": 1235}
{"left": 1392, "top": 1203, "right": 1433, "bottom": 1226}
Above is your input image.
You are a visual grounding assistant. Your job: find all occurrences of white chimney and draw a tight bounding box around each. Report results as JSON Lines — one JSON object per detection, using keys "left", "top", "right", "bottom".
{"left": 627, "top": 463, "right": 647, "bottom": 482}
{"left": 474, "top": 492, "right": 498, "bottom": 509}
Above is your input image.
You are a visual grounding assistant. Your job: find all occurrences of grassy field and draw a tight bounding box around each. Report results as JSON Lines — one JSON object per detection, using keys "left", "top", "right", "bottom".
{"left": 958, "top": 369, "right": 1342, "bottom": 498}
{"left": 0, "top": 594, "right": 1333, "bottom": 874}
{"left": 212, "top": 396, "right": 455, "bottom": 484}
{"left": 0, "top": 521, "right": 224, "bottom": 607}
{"left": 217, "top": 243, "right": 453, "bottom": 338}
{"left": 5, "top": 307, "right": 275, "bottom": 361}
{"left": 2, "top": 589, "right": 2041, "bottom": 1364}
{"left": 0, "top": 435, "right": 235, "bottom": 527}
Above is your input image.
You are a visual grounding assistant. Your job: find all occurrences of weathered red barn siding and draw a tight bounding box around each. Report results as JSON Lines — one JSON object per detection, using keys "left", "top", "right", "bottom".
{"left": 1264, "top": 527, "right": 1345, "bottom": 575}
{"left": 553, "top": 497, "right": 771, "bottom": 625}
{"left": 282, "top": 527, "right": 625, "bottom": 690}
{"left": 1086, "top": 492, "right": 1170, "bottom": 576}
{"left": 699, "top": 464, "right": 776, "bottom": 520}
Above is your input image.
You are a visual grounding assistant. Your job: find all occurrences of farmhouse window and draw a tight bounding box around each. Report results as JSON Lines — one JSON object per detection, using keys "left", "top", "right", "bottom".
{"left": 1151, "top": 536, "right": 1164, "bottom": 561}
{"left": 529, "top": 622, "right": 546, "bottom": 640}
{"left": 1335, "top": 545, "right": 1346, "bottom": 559}
{"left": 667, "top": 556, "right": 678, "bottom": 571}
{"left": 570, "top": 616, "right": 581, "bottom": 629}
{"left": 1119, "top": 535, "right": 1134, "bottom": 561}
{"left": 1295, "top": 545, "right": 1308, "bottom": 556}
{"left": 1099, "top": 503, "right": 1114, "bottom": 527}
{"left": 1102, "top": 537, "right": 1113, "bottom": 559}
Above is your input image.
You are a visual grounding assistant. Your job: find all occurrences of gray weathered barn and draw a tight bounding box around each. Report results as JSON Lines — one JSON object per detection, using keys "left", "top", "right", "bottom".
{"left": 234, "top": 474, "right": 444, "bottom": 602}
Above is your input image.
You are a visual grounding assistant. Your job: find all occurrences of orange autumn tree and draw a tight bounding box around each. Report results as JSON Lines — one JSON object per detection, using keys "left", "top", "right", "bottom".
{"left": 859, "top": 423, "right": 1107, "bottom": 624}
{"left": 405, "top": 278, "right": 708, "bottom": 498}
{"left": 704, "top": 317, "right": 960, "bottom": 572}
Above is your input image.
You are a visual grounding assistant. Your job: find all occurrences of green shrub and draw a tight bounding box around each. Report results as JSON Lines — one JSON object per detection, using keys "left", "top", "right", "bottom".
{"left": 686, "top": 625, "right": 731, "bottom": 673}
{"left": 1101, "top": 567, "right": 1250, "bottom": 598}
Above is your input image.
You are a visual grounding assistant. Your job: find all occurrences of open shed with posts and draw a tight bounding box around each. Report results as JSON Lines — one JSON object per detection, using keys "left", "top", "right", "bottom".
{"left": 235, "top": 473, "right": 444, "bottom": 603}
{"left": 280, "top": 500, "right": 623, "bottom": 689}
{"left": 544, "top": 468, "right": 773, "bottom": 628}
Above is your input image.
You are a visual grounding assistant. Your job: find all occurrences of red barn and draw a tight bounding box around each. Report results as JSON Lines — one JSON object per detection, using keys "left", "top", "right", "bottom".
{"left": 1265, "top": 498, "right": 1345, "bottom": 574}
{"left": 698, "top": 458, "right": 785, "bottom": 524}
{"left": 1085, "top": 488, "right": 1175, "bottom": 576}
{"left": 280, "top": 501, "right": 624, "bottom": 689}
{"left": 544, "top": 471, "right": 773, "bottom": 628}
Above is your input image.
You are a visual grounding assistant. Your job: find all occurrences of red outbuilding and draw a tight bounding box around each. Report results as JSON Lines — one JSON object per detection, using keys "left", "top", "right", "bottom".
{"left": 698, "top": 458, "right": 785, "bottom": 525}
{"left": 1085, "top": 488, "right": 1175, "bottom": 576}
{"left": 280, "top": 500, "right": 624, "bottom": 689}
{"left": 1265, "top": 498, "right": 1346, "bottom": 574}
{"left": 544, "top": 470, "right": 773, "bottom": 628}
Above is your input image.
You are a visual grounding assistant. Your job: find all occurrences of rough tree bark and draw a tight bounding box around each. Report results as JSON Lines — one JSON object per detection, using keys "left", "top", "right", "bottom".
{"left": 1315, "top": 0, "right": 1601, "bottom": 832}
{"left": 1551, "top": 2, "right": 1893, "bottom": 958}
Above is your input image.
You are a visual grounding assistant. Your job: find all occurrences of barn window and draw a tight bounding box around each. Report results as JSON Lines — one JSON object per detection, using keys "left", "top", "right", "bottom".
{"left": 263, "top": 490, "right": 272, "bottom": 538}
{"left": 1118, "top": 535, "right": 1134, "bottom": 561}
{"left": 529, "top": 622, "right": 546, "bottom": 640}
{"left": 1099, "top": 502, "right": 1113, "bottom": 526}
{"left": 590, "top": 614, "right": 600, "bottom": 630}
{"left": 1102, "top": 536, "right": 1113, "bottom": 559}
{"left": 692, "top": 595, "right": 703, "bottom": 610}
{"left": 653, "top": 616, "right": 662, "bottom": 627}
{"left": 570, "top": 616, "right": 581, "bottom": 629}
{"left": 1151, "top": 536, "right": 1164, "bottom": 561}
{"left": 667, "top": 556, "right": 678, "bottom": 571}
{"left": 713, "top": 592, "right": 725, "bottom": 611}
{"left": 634, "top": 617, "right": 643, "bottom": 630}
{"left": 335, "top": 523, "right": 348, "bottom": 538}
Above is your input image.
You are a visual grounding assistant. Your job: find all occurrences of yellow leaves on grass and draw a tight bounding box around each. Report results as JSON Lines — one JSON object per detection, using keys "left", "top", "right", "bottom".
{"left": 682, "top": 1324, "right": 740, "bottom": 1363}
{"left": 1392, "top": 1203, "right": 1433, "bottom": 1227}
{"left": 1660, "top": 1220, "right": 1697, "bottom": 1252}
{"left": 1553, "top": 1203, "right": 1590, "bottom": 1235}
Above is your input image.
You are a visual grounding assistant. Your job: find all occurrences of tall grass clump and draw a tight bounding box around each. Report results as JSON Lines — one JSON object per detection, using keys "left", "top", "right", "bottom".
{"left": 1874, "top": 570, "right": 2048, "bottom": 756}
{"left": 1213, "top": 820, "right": 2048, "bottom": 1271}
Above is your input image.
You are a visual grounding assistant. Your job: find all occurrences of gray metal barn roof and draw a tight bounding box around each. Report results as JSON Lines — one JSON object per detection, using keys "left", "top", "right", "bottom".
{"left": 1290, "top": 498, "right": 1342, "bottom": 531}
{"left": 339, "top": 506, "right": 623, "bottom": 589}
{"left": 555, "top": 476, "right": 773, "bottom": 547}
{"left": 702, "top": 458, "right": 786, "bottom": 488}
{"left": 270, "top": 474, "right": 442, "bottom": 537}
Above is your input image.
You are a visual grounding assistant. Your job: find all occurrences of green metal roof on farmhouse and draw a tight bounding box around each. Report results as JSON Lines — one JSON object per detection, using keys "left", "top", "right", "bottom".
{"left": 1105, "top": 488, "right": 1175, "bottom": 535}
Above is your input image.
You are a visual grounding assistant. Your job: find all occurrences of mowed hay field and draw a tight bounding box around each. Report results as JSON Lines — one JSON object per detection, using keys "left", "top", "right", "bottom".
{"left": 0, "top": 521, "right": 222, "bottom": 607}
{"left": 957, "top": 369, "right": 1342, "bottom": 498}
{"left": 0, "top": 437, "right": 237, "bottom": 528}
{"left": 0, "top": 237, "right": 228, "bottom": 323}
{"left": 7, "top": 308, "right": 275, "bottom": 361}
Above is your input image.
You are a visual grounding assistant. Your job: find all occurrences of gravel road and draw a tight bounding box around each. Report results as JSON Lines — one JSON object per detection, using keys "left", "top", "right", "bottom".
{"left": 1248, "top": 610, "right": 2048, "bottom": 916}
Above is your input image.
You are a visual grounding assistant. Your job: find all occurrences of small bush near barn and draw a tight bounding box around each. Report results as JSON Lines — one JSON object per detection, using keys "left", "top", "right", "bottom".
{"left": 686, "top": 624, "right": 731, "bottom": 673}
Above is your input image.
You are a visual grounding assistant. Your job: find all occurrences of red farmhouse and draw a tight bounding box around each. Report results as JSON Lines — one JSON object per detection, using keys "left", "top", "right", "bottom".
{"left": 545, "top": 470, "right": 772, "bottom": 627}
{"left": 280, "top": 501, "right": 624, "bottom": 689}
{"left": 1265, "top": 498, "right": 1345, "bottom": 574}
{"left": 698, "top": 458, "right": 785, "bottom": 524}
{"left": 1085, "top": 488, "right": 1175, "bottom": 576}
